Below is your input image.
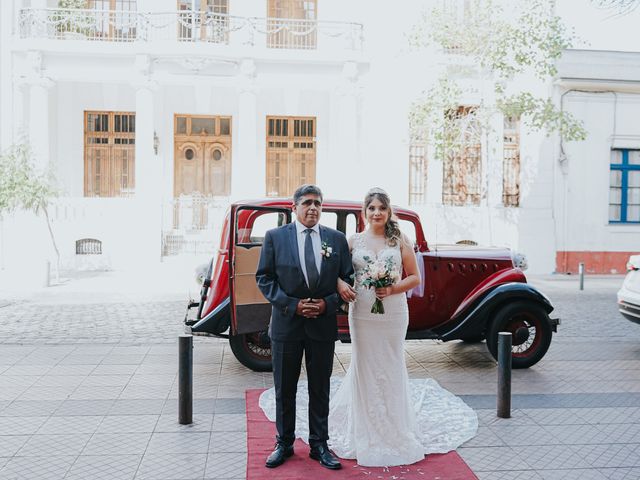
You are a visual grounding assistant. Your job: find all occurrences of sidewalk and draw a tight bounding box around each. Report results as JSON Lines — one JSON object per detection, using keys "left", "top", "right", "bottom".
{"left": 0, "top": 270, "right": 638, "bottom": 479}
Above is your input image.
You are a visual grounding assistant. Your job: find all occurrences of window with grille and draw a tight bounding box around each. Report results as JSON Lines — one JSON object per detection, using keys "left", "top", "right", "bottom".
{"left": 610, "top": 149, "right": 640, "bottom": 223}
{"left": 408, "top": 133, "right": 427, "bottom": 205}
{"left": 87, "top": 1, "right": 137, "bottom": 41}
{"left": 267, "top": 0, "right": 317, "bottom": 49}
{"left": 266, "top": 116, "right": 316, "bottom": 197}
{"left": 442, "top": 106, "right": 481, "bottom": 206}
{"left": 177, "top": 0, "right": 229, "bottom": 43}
{"left": 503, "top": 115, "right": 520, "bottom": 207}
{"left": 84, "top": 111, "right": 135, "bottom": 197}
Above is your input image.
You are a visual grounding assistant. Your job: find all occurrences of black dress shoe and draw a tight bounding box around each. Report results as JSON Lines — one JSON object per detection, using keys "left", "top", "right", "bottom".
{"left": 265, "top": 443, "right": 294, "bottom": 468}
{"left": 309, "top": 445, "right": 342, "bottom": 470}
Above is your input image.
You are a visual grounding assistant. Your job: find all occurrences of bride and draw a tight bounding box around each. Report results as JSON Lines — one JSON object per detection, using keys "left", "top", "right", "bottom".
{"left": 260, "top": 187, "right": 478, "bottom": 467}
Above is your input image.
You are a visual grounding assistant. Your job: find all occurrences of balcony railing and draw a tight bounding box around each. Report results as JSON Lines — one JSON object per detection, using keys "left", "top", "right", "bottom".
{"left": 18, "top": 8, "right": 364, "bottom": 51}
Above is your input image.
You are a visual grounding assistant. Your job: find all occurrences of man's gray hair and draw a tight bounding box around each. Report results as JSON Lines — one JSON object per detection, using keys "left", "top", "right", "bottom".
{"left": 293, "top": 184, "right": 323, "bottom": 204}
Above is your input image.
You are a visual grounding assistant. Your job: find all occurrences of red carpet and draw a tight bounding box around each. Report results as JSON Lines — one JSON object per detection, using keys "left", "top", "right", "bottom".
{"left": 246, "top": 389, "right": 478, "bottom": 480}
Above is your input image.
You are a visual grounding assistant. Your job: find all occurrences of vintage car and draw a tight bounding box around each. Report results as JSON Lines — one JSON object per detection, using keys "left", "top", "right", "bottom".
{"left": 185, "top": 199, "right": 559, "bottom": 371}
{"left": 617, "top": 255, "right": 640, "bottom": 324}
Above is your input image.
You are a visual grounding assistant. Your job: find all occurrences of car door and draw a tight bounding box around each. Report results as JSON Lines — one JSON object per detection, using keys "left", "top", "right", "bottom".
{"left": 229, "top": 205, "right": 292, "bottom": 335}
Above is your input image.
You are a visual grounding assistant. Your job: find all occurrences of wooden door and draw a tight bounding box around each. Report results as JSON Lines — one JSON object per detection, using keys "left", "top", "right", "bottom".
{"left": 174, "top": 141, "right": 203, "bottom": 196}
{"left": 174, "top": 114, "right": 232, "bottom": 197}
{"left": 265, "top": 116, "right": 316, "bottom": 197}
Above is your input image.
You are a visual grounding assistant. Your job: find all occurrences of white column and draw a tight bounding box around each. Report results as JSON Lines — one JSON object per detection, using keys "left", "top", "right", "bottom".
{"left": 0, "top": 0, "right": 14, "bottom": 151}
{"left": 232, "top": 59, "right": 261, "bottom": 199}
{"left": 131, "top": 55, "right": 161, "bottom": 264}
{"left": 12, "top": 77, "right": 26, "bottom": 141}
{"left": 28, "top": 77, "right": 54, "bottom": 168}
{"left": 134, "top": 83, "right": 156, "bottom": 199}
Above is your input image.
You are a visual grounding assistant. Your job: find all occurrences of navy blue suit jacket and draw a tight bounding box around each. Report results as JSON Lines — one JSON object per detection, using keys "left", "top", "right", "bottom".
{"left": 256, "top": 222, "right": 354, "bottom": 342}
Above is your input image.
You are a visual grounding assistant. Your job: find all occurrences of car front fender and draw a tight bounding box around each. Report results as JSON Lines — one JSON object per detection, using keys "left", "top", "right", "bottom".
{"left": 191, "top": 296, "right": 231, "bottom": 335}
{"left": 434, "top": 282, "right": 555, "bottom": 341}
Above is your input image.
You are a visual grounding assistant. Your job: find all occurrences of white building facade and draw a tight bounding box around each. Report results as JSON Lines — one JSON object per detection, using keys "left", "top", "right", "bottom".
{"left": 0, "top": 0, "right": 638, "bottom": 278}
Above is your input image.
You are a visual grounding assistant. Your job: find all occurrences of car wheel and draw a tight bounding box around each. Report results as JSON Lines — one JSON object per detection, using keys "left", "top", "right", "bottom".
{"left": 486, "top": 301, "right": 553, "bottom": 369}
{"left": 228, "top": 331, "right": 272, "bottom": 372}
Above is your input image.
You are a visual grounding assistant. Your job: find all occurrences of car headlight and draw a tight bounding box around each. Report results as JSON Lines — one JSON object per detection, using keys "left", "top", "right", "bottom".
{"left": 511, "top": 251, "right": 528, "bottom": 271}
{"left": 194, "top": 263, "right": 209, "bottom": 285}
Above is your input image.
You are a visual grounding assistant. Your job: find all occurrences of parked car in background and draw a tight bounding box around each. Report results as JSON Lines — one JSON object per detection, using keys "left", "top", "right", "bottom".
{"left": 618, "top": 255, "right": 640, "bottom": 324}
{"left": 185, "top": 199, "right": 559, "bottom": 371}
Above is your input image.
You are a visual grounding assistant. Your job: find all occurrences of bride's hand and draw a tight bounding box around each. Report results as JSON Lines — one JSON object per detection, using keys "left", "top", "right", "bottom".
{"left": 337, "top": 278, "right": 357, "bottom": 302}
{"left": 375, "top": 286, "right": 394, "bottom": 299}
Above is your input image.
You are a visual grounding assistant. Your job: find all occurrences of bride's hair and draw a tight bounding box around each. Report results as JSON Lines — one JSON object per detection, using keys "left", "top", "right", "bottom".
{"left": 363, "top": 188, "right": 402, "bottom": 247}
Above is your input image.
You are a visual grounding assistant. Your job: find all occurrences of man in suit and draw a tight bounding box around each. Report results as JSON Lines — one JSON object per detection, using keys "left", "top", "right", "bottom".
{"left": 256, "top": 184, "right": 353, "bottom": 470}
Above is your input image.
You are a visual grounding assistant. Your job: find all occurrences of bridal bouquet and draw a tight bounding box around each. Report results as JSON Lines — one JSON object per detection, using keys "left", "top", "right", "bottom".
{"left": 360, "top": 256, "right": 401, "bottom": 314}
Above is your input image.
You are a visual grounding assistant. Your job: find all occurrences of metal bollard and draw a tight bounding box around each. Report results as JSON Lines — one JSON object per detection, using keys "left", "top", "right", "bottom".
{"left": 497, "top": 332, "right": 512, "bottom": 419}
{"left": 178, "top": 334, "right": 193, "bottom": 425}
{"left": 579, "top": 262, "right": 585, "bottom": 291}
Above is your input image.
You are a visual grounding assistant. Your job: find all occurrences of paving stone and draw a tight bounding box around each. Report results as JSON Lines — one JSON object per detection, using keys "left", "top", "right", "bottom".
{"left": 210, "top": 431, "right": 246, "bottom": 453}
{"left": 0, "top": 376, "right": 38, "bottom": 388}
{"left": 214, "top": 398, "right": 245, "bottom": 414}
{"left": 204, "top": 452, "right": 246, "bottom": 478}
{"left": 490, "top": 425, "right": 559, "bottom": 446}
{"left": 136, "top": 453, "right": 207, "bottom": 479}
{"left": 81, "top": 375, "right": 132, "bottom": 387}
{"left": 0, "top": 416, "right": 48, "bottom": 435}
{"left": 0, "top": 455, "right": 76, "bottom": 479}
{"left": 97, "top": 415, "right": 159, "bottom": 433}
{"left": 477, "top": 471, "right": 543, "bottom": 480}
{"left": 146, "top": 431, "right": 211, "bottom": 454}
{"left": 211, "top": 414, "right": 246, "bottom": 432}
{"left": 599, "top": 467, "right": 640, "bottom": 479}
{"left": 0, "top": 436, "right": 30, "bottom": 457}
{"left": 69, "top": 386, "right": 124, "bottom": 400}
{"left": 109, "top": 399, "right": 166, "bottom": 415}
{"left": 538, "top": 469, "right": 608, "bottom": 479}
{"left": 82, "top": 433, "right": 152, "bottom": 455}
{"left": 573, "top": 444, "right": 640, "bottom": 469}
{"left": 161, "top": 399, "right": 216, "bottom": 415}
{"left": 513, "top": 444, "right": 590, "bottom": 470}
{"left": 458, "top": 446, "right": 525, "bottom": 471}
{"left": 155, "top": 414, "right": 213, "bottom": 432}
{"left": 65, "top": 454, "right": 142, "bottom": 480}
{"left": 16, "top": 433, "right": 91, "bottom": 456}
{"left": 1, "top": 400, "right": 63, "bottom": 417}
{"left": 54, "top": 399, "right": 115, "bottom": 416}
{"left": 37, "top": 415, "right": 104, "bottom": 434}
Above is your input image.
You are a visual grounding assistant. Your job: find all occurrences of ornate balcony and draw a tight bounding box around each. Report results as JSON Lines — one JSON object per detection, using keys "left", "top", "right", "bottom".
{"left": 18, "top": 8, "right": 364, "bottom": 52}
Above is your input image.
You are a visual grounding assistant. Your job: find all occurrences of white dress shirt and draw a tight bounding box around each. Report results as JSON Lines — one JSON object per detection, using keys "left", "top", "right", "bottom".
{"left": 295, "top": 221, "right": 322, "bottom": 287}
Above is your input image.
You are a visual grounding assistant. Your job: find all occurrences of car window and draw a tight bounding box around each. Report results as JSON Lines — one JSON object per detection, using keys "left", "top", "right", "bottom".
{"left": 319, "top": 211, "right": 338, "bottom": 230}
{"left": 397, "top": 218, "right": 417, "bottom": 245}
{"left": 345, "top": 213, "right": 357, "bottom": 238}
{"left": 237, "top": 211, "right": 288, "bottom": 245}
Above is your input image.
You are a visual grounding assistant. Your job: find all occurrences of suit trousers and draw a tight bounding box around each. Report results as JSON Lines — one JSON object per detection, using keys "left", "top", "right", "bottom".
{"left": 271, "top": 336, "right": 335, "bottom": 448}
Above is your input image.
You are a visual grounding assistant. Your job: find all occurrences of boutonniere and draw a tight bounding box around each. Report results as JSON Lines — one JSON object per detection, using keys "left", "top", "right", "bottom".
{"left": 321, "top": 241, "right": 333, "bottom": 259}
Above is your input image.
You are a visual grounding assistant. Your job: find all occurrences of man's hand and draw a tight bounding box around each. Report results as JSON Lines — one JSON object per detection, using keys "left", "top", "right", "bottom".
{"left": 296, "top": 298, "right": 326, "bottom": 318}
{"left": 307, "top": 298, "right": 326, "bottom": 316}
{"left": 337, "top": 278, "right": 357, "bottom": 303}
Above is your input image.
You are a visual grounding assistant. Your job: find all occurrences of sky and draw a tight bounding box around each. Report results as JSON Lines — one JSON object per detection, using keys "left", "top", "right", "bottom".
{"left": 557, "top": 0, "right": 640, "bottom": 52}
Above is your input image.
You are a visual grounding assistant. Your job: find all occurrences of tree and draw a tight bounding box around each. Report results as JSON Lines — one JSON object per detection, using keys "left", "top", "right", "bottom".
{"left": 0, "top": 144, "right": 60, "bottom": 277}
{"left": 592, "top": 0, "right": 640, "bottom": 13}
{"left": 408, "top": 0, "right": 587, "bottom": 183}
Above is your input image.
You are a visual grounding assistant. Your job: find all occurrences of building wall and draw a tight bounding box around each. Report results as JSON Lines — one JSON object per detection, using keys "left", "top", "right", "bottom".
{"left": 2, "top": 0, "right": 639, "bottom": 276}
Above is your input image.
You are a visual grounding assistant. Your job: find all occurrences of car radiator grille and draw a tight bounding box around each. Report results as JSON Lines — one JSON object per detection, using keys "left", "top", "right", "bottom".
{"left": 619, "top": 301, "right": 640, "bottom": 319}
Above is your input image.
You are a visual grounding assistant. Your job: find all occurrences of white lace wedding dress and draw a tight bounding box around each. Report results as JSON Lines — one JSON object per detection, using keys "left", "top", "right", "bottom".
{"left": 259, "top": 232, "right": 478, "bottom": 467}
